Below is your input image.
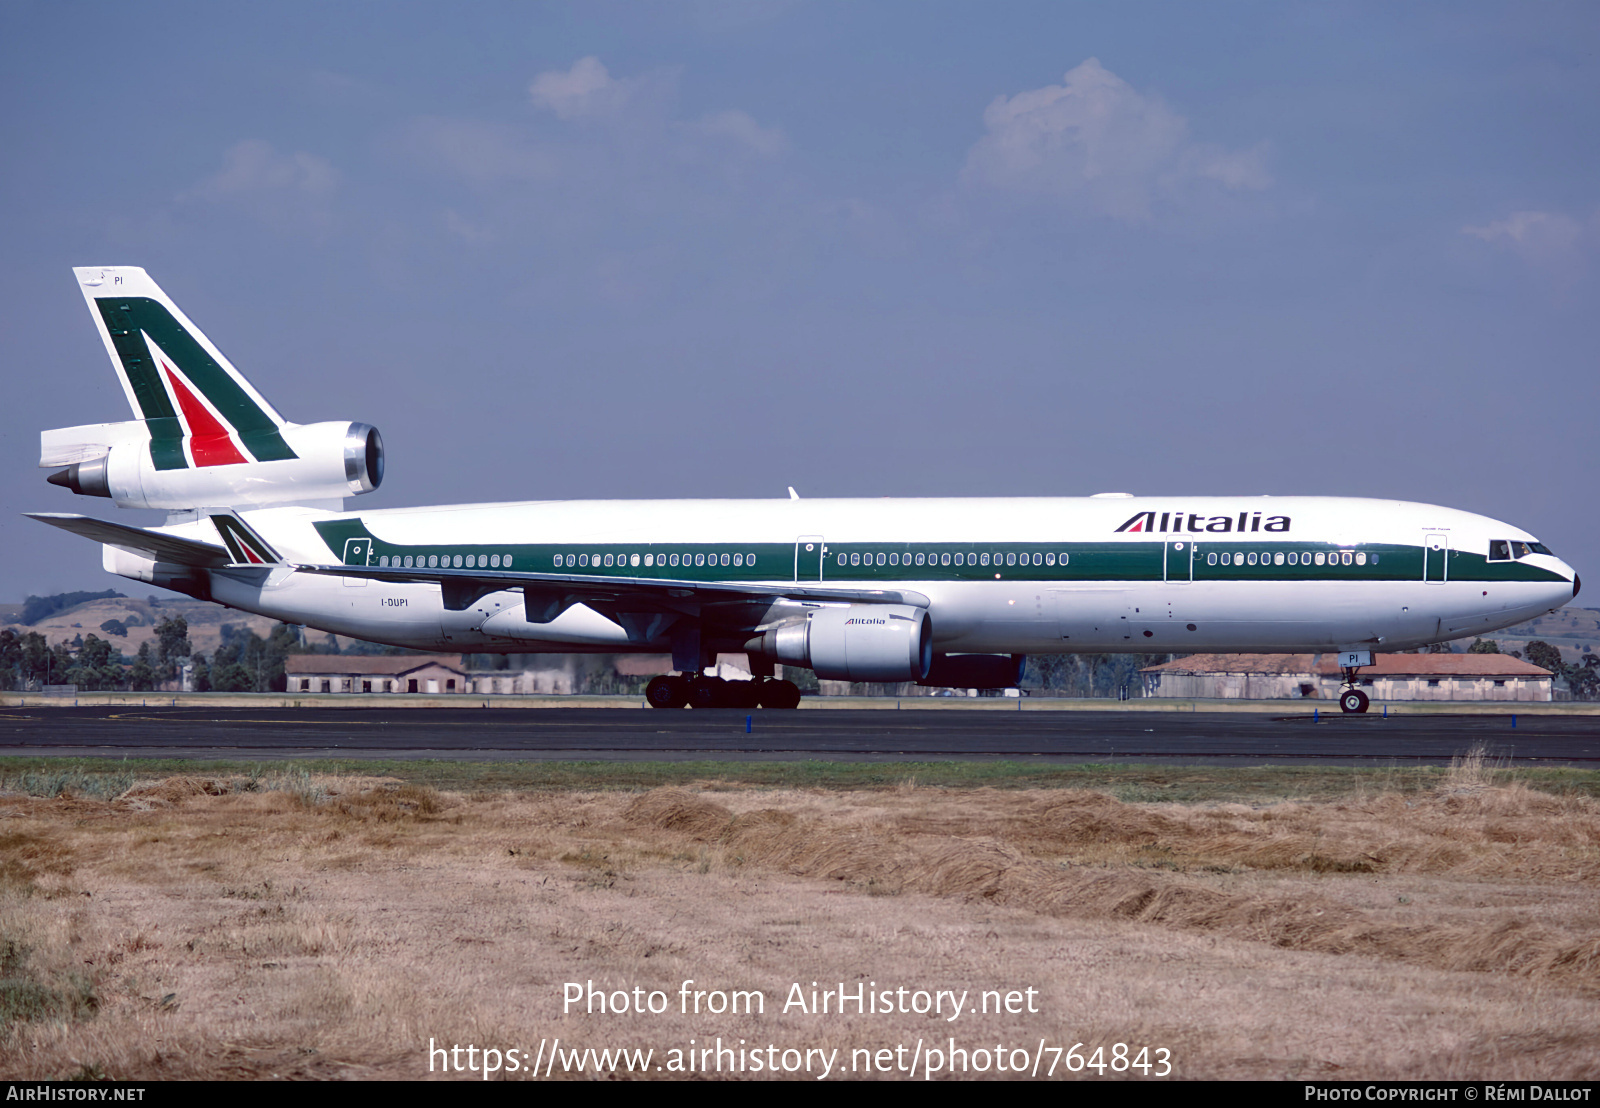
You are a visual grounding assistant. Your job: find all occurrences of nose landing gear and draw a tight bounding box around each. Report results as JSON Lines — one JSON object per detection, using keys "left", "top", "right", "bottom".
{"left": 1339, "top": 663, "right": 1371, "bottom": 714}
{"left": 1340, "top": 686, "right": 1370, "bottom": 714}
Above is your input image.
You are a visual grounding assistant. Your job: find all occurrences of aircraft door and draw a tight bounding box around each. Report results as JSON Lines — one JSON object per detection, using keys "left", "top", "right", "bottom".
{"left": 342, "top": 537, "right": 372, "bottom": 587}
{"left": 1165, "top": 540, "right": 1194, "bottom": 583}
{"left": 1423, "top": 533, "right": 1448, "bottom": 583}
{"left": 795, "top": 536, "right": 825, "bottom": 582}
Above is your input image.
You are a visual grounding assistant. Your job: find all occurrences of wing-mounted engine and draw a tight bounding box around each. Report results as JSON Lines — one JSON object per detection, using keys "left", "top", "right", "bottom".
{"left": 747, "top": 604, "right": 933, "bottom": 682}
{"left": 44, "top": 419, "right": 383, "bottom": 509}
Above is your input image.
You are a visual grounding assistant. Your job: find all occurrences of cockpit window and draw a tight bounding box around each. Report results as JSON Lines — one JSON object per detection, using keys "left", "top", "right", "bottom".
{"left": 1491, "top": 539, "right": 1554, "bottom": 561}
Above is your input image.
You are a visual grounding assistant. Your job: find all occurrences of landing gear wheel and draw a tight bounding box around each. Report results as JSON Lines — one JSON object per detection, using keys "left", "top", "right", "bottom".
{"left": 758, "top": 679, "right": 802, "bottom": 710}
{"left": 722, "top": 680, "right": 761, "bottom": 709}
{"left": 646, "top": 675, "right": 687, "bottom": 709}
{"left": 1340, "top": 688, "right": 1370, "bottom": 714}
{"left": 688, "top": 676, "right": 728, "bottom": 709}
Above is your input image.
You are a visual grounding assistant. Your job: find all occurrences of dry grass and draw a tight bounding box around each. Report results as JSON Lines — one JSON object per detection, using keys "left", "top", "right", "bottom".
{"left": 1, "top": 766, "right": 1597, "bottom": 1080}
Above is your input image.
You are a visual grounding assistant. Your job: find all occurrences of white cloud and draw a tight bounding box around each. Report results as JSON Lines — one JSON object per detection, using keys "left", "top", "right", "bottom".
{"left": 529, "top": 56, "right": 674, "bottom": 122}
{"left": 443, "top": 209, "right": 494, "bottom": 244}
{"left": 961, "top": 58, "right": 1270, "bottom": 222}
{"left": 189, "top": 139, "right": 339, "bottom": 200}
{"left": 405, "top": 117, "right": 559, "bottom": 185}
{"left": 690, "top": 109, "right": 787, "bottom": 157}
{"left": 181, "top": 140, "right": 340, "bottom": 230}
{"left": 1463, "top": 209, "right": 1595, "bottom": 278}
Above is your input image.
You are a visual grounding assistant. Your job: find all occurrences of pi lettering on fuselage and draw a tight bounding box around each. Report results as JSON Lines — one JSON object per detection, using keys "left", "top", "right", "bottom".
{"left": 1116, "top": 511, "right": 1290, "bottom": 534}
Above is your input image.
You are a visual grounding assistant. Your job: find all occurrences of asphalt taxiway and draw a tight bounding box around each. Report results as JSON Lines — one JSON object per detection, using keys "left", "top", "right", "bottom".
{"left": 1, "top": 706, "right": 1595, "bottom": 766}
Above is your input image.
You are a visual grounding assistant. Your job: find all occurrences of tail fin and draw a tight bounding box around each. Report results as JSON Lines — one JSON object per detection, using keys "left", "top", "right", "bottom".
{"left": 206, "top": 509, "right": 284, "bottom": 566}
{"left": 73, "top": 267, "right": 297, "bottom": 471}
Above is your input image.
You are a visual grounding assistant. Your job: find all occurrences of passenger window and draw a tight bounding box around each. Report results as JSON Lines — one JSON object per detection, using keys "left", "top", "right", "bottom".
{"left": 837, "top": 553, "right": 846, "bottom": 566}
{"left": 1371, "top": 554, "right": 1379, "bottom": 565}
{"left": 1274, "top": 552, "right": 1284, "bottom": 565}
{"left": 695, "top": 553, "right": 706, "bottom": 567}
{"left": 733, "top": 553, "right": 743, "bottom": 567}
{"left": 941, "top": 553, "right": 951, "bottom": 566}
{"left": 552, "top": 555, "right": 561, "bottom": 568}
{"left": 850, "top": 553, "right": 860, "bottom": 566}
{"left": 1314, "top": 553, "right": 1325, "bottom": 566}
{"left": 720, "top": 554, "right": 729, "bottom": 566}
{"left": 1342, "top": 552, "right": 1352, "bottom": 565}
{"left": 1006, "top": 552, "right": 1017, "bottom": 566}
{"left": 1356, "top": 552, "right": 1367, "bottom": 565}
{"left": 428, "top": 555, "right": 439, "bottom": 568}
{"left": 955, "top": 553, "right": 964, "bottom": 566}
{"left": 916, "top": 553, "right": 925, "bottom": 566}
{"left": 578, "top": 554, "right": 588, "bottom": 567}
{"left": 876, "top": 553, "right": 885, "bottom": 566}
{"left": 1046, "top": 553, "right": 1056, "bottom": 566}
{"left": 1247, "top": 553, "right": 1257, "bottom": 566}
{"left": 1059, "top": 553, "right": 1069, "bottom": 565}
{"left": 1033, "top": 553, "right": 1042, "bottom": 566}
{"left": 981, "top": 553, "right": 990, "bottom": 566}
{"left": 632, "top": 553, "right": 641, "bottom": 567}
{"left": 1208, "top": 553, "right": 1218, "bottom": 565}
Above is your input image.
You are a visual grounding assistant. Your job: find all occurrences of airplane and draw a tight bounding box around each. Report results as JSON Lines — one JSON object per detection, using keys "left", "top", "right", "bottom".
{"left": 31, "top": 267, "right": 1581, "bottom": 713}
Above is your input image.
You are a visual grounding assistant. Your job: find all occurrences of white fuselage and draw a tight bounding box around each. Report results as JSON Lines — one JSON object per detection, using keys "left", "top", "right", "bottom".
{"left": 108, "top": 494, "right": 1579, "bottom": 659}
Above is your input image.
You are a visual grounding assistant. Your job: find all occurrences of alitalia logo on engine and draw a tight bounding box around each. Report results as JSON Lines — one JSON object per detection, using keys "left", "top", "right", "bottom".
{"left": 1115, "top": 511, "right": 1291, "bottom": 534}
{"left": 843, "top": 618, "right": 887, "bottom": 625}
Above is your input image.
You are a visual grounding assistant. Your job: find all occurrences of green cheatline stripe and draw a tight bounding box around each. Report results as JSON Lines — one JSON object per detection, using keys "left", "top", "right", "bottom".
{"left": 308, "top": 520, "right": 1567, "bottom": 586}
{"left": 95, "top": 297, "right": 297, "bottom": 468}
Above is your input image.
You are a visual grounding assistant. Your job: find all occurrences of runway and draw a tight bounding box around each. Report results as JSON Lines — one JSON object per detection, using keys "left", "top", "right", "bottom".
{"left": 1, "top": 706, "right": 1596, "bottom": 765}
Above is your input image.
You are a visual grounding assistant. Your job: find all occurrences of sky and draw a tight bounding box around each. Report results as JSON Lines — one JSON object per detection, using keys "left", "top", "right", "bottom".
{"left": 2, "top": 1, "right": 1597, "bottom": 601}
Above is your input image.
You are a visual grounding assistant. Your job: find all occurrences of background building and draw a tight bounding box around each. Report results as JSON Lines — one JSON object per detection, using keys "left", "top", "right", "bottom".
{"left": 1140, "top": 653, "right": 1554, "bottom": 702}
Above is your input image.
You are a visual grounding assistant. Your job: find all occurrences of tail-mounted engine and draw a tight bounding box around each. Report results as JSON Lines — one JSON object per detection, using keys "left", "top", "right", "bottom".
{"left": 44, "top": 420, "right": 382, "bottom": 509}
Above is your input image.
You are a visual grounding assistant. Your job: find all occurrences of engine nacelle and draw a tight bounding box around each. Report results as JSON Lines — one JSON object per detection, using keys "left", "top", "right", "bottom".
{"left": 748, "top": 604, "right": 933, "bottom": 682}
{"left": 46, "top": 420, "right": 382, "bottom": 510}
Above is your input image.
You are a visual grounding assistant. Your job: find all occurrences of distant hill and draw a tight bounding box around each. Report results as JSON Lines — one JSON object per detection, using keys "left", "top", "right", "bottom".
{"left": 20, "top": 590, "right": 125, "bottom": 625}
{"left": 1452, "top": 605, "right": 1600, "bottom": 664}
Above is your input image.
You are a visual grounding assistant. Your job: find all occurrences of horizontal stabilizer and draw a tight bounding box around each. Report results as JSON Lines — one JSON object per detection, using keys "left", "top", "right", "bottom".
{"left": 27, "top": 513, "right": 232, "bottom": 569}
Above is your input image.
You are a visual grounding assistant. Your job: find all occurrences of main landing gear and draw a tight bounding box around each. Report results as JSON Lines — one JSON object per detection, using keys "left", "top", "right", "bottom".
{"left": 645, "top": 673, "right": 802, "bottom": 710}
{"left": 1339, "top": 665, "right": 1370, "bottom": 714}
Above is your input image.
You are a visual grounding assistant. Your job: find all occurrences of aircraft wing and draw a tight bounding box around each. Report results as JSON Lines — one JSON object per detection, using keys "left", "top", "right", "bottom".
{"left": 28, "top": 512, "right": 233, "bottom": 568}
{"left": 290, "top": 561, "right": 929, "bottom": 620}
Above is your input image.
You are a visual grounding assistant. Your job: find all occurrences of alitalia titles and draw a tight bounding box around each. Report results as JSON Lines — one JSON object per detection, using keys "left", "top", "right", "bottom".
{"left": 1116, "top": 511, "right": 1291, "bottom": 534}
